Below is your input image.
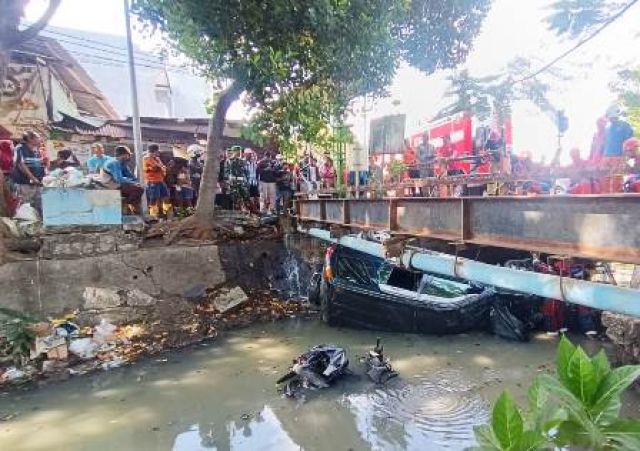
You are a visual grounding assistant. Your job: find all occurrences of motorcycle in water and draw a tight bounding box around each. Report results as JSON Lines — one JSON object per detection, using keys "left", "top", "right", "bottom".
{"left": 364, "top": 338, "right": 397, "bottom": 384}
{"left": 276, "top": 344, "right": 349, "bottom": 397}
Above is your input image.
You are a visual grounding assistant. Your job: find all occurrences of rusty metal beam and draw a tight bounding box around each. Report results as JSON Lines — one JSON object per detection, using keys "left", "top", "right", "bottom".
{"left": 296, "top": 195, "right": 640, "bottom": 264}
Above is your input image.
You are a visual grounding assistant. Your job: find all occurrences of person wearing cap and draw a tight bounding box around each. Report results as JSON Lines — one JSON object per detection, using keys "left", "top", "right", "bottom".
{"left": 604, "top": 105, "right": 634, "bottom": 159}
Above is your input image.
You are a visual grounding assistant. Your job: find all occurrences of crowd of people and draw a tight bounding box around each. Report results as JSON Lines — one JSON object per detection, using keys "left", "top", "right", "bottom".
{"left": 1, "top": 103, "right": 636, "bottom": 220}
{"left": 0, "top": 132, "right": 203, "bottom": 219}
{"left": 365, "top": 104, "right": 638, "bottom": 197}
{"left": 0, "top": 131, "right": 343, "bottom": 221}
{"left": 216, "top": 146, "right": 338, "bottom": 215}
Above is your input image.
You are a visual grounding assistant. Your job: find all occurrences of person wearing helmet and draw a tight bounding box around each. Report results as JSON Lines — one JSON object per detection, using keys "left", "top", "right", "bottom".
{"left": 603, "top": 105, "right": 634, "bottom": 158}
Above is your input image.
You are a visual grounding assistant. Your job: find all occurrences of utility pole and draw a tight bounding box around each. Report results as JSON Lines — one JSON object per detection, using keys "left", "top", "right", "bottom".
{"left": 123, "top": 0, "right": 147, "bottom": 214}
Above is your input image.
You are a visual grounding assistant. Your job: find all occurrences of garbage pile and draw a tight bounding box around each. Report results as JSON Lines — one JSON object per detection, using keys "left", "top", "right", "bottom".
{"left": 0, "top": 288, "right": 316, "bottom": 387}
{"left": 42, "top": 167, "right": 99, "bottom": 189}
{"left": 0, "top": 316, "right": 148, "bottom": 385}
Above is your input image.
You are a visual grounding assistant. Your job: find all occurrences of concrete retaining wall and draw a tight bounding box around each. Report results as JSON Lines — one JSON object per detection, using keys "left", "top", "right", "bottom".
{"left": 0, "top": 245, "right": 226, "bottom": 316}
{"left": 0, "top": 235, "right": 316, "bottom": 321}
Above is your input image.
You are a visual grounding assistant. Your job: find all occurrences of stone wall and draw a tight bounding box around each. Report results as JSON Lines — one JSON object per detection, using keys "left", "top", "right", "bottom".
{"left": 0, "top": 245, "right": 226, "bottom": 317}
{"left": 0, "top": 235, "right": 316, "bottom": 323}
{"left": 39, "top": 230, "right": 142, "bottom": 259}
{"left": 602, "top": 312, "right": 640, "bottom": 364}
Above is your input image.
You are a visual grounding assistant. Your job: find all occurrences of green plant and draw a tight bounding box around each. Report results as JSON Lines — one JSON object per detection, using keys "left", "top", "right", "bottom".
{"left": 389, "top": 160, "right": 406, "bottom": 182}
{"left": 0, "top": 307, "right": 38, "bottom": 365}
{"left": 473, "top": 336, "right": 640, "bottom": 450}
{"left": 132, "top": 0, "right": 491, "bottom": 224}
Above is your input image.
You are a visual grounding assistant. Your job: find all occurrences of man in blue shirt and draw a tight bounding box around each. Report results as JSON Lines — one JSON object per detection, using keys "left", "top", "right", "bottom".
{"left": 86, "top": 143, "right": 114, "bottom": 173}
{"left": 603, "top": 105, "right": 634, "bottom": 157}
{"left": 102, "top": 146, "right": 143, "bottom": 214}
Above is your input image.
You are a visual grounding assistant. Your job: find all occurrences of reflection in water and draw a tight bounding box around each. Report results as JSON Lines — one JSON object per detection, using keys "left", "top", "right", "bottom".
{"left": 1, "top": 320, "right": 637, "bottom": 451}
{"left": 173, "top": 407, "right": 300, "bottom": 451}
{"left": 347, "top": 370, "right": 489, "bottom": 450}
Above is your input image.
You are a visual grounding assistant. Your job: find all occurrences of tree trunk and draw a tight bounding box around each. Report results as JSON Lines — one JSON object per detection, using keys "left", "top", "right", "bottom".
{"left": 194, "top": 81, "right": 243, "bottom": 223}
{"left": 0, "top": 0, "right": 62, "bottom": 88}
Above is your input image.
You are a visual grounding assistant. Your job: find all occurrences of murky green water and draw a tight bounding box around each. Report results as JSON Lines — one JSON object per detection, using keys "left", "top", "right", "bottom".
{"left": 1, "top": 320, "right": 638, "bottom": 451}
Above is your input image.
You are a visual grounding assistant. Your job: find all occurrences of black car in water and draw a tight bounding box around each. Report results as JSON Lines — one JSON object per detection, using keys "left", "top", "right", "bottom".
{"left": 309, "top": 244, "right": 498, "bottom": 335}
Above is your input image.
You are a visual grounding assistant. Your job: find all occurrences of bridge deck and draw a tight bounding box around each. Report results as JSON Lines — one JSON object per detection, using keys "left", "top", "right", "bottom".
{"left": 296, "top": 195, "right": 640, "bottom": 264}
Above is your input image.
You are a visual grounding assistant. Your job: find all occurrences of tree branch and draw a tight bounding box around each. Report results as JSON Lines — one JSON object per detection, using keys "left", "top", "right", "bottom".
{"left": 5, "top": 0, "right": 62, "bottom": 49}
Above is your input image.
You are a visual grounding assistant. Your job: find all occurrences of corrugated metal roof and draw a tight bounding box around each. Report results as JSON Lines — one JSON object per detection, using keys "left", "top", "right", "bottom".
{"left": 39, "top": 26, "right": 210, "bottom": 119}
{"left": 15, "top": 36, "right": 119, "bottom": 120}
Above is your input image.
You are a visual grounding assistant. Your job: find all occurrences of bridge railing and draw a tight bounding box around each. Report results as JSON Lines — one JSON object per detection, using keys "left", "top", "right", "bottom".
{"left": 296, "top": 194, "right": 640, "bottom": 264}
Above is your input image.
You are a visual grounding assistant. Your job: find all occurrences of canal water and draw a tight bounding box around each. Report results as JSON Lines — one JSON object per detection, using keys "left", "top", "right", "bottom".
{"left": 1, "top": 320, "right": 638, "bottom": 451}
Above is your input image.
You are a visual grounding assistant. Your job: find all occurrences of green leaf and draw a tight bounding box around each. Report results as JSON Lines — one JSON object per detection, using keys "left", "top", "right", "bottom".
{"left": 527, "top": 377, "right": 548, "bottom": 412}
{"left": 556, "top": 335, "right": 576, "bottom": 386}
{"left": 492, "top": 391, "right": 524, "bottom": 450}
{"left": 527, "top": 376, "right": 559, "bottom": 432}
{"left": 515, "top": 430, "right": 548, "bottom": 451}
{"left": 536, "top": 374, "right": 604, "bottom": 443}
{"left": 592, "top": 396, "right": 622, "bottom": 426}
{"left": 592, "top": 349, "right": 612, "bottom": 388}
{"left": 555, "top": 420, "right": 593, "bottom": 447}
{"left": 603, "top": 419, "right": 640, "bottom": 450}
{"left": 566, "top": 345, "right": 597, "bottom": 405}
{"left": 473, "top": 424, "right": 502, "bottom": 450}
{"left": 591, "top": 366, "right": 640, "bottom": 422}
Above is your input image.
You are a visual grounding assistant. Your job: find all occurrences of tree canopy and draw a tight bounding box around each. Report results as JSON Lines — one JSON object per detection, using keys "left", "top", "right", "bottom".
{"left": 0, "top": 0, "right": 62, "bottom": 88}
{"left": 612, "top": 67, "right": 640, "bottom": 133}
{"left": 132, "top": 0, "right": 492, "bottom": 222}
{"left": 437, "top": 58, "right": 559, "bottom": 125}
{"left": 133, "top": 0, "right": 491, "bottom": 107}
{"left": 545, "top": 0, "right": 631, "bottom": 37}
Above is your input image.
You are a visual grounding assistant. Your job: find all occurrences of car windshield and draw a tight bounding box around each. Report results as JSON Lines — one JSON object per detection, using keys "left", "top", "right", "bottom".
{"left": 378, "top": 263, "right": 470, "bottom": 298}
{"left": 417, "top": 274, "right": 469, "bottom": 298}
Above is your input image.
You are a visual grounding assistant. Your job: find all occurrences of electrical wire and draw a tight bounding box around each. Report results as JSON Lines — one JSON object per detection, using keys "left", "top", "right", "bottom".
{"left": 71, "top": 52, "right": 192, "bottom": 74}
{"left": 38, "top": 28, "right": 195, "bottom": 73}
{"left": 41, "top": 33, "right": 168, "bottom": 66}
{"left": 41, "top": 27, "right": 152, "bottom": 57}
{"left": 514, "top": 0, "right": 640, "bottom": 83}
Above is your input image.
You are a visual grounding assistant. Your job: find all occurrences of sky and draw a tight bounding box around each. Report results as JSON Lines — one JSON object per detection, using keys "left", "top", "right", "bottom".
{"left": 25, "top": 0, "right": 640, "bottom": 163}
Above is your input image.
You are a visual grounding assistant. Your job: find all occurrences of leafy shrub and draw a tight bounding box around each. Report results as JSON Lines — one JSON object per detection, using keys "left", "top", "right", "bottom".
{"left": 473, "top": 336, "right": 640, "bottom": 450}
{"left": 0, "top": 307, "right": 38, "bottom": 365}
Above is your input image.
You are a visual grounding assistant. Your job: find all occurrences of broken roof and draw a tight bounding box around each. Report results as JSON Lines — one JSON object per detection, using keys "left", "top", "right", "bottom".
{"left": 13, "top": 36, "right": 119, "bottom": 120}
